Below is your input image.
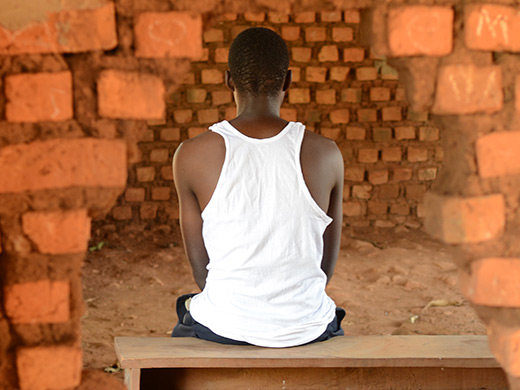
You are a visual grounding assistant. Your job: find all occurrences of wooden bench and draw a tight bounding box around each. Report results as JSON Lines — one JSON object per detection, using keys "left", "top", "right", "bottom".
{"left": 115, "top": 335, "right": 508, "bottom": 390}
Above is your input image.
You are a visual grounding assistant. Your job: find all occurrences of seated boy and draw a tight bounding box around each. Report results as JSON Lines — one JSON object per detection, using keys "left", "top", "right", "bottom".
{"left": 172, "top": 27, "right": 344, "bottom": 347}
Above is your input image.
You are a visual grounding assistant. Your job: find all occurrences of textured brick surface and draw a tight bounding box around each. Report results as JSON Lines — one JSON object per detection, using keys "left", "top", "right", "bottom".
{"left": 460, "top": 258, "right": 520, "bottom": 307}
{"left": 22, "top": 210, "right": 91, "bottom": 254}
{"left": 0, "top": 138, "right": 127, "bottom": 193}
{"left": 5, "top": 72, "right": 73, "bottom": 122}
{"left": 5, "top": 280, "right": 69, "bottom": 324}
{"left": 135, "top": 12, "right": 202, "bottom": 59}
{"left": 465, "top": 4, "right": 520, "bottom": 52}
{"left": 98, "top": 70, "right": 165, "bottom": 119}
{"left": 388, "top": 6, "right": 453, "bottom": 56}
{"left": 476, "top": 131, "right": 520, "bottom": 178}
{"left": 16, "top": 346, "right": 82, "bottom": 389}
{"left": 0, "top": 2, "right": 117, "bottom": 55}
{"left": 432, "top": 65, "right": 503, "bottom": 115}
{"left": 424, "top": 193, "right": 505, "bottom": 244}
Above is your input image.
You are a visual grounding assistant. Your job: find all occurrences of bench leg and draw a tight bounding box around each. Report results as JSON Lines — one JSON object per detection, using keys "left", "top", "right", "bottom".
{"left": 124, "top": 368, "right": 141, "bottom": 390}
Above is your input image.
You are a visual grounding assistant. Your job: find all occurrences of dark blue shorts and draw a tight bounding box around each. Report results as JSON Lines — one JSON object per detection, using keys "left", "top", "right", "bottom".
{"left": 171, "top": 293, "right": 345, "bottom": 346}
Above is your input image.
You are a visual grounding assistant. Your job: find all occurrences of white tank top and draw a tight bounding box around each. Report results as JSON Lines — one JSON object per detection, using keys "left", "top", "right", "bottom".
{"left": 189, "top": 120, "right": 337, "bottom": 347}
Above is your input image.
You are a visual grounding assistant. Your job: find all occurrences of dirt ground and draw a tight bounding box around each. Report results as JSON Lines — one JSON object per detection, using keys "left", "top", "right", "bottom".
{"left": 81, "top": 225, "right": 486, "bottom": 378}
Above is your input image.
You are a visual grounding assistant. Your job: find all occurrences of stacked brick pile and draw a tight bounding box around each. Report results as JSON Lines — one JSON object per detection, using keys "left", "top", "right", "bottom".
{"left": 109, "top": 10, "right": 442, "bottom": 232}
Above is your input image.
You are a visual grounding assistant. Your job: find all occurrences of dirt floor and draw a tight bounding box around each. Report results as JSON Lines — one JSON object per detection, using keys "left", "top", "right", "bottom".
{"left": 81, "top": 225, "right": 486, "bottom": 379}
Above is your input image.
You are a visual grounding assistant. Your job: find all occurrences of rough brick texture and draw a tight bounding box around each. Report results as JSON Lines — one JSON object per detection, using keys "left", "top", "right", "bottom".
{"left": 22, "top": 210, "right": 91, "bottom": 254}
{"left": 388, "top": 6, "right": 454, "bottom": 57}
{"left": 460, "top": 258, "right": 520, "bottom": 307}
{"left": 424, "top": 193, "right": 505, "bottom": 244}
{"left": 5, "top": 72, "right": 73, "bottom": 122}
{"left": 4, "top": 280, "right": 70, "bottom": 324}
{"left": 16, "top": 346, "right": 82, "bottom": 389}
{"left": 465, "top": 4, "right": 520, "bottom": 52}
{"left": 476, "top": 131, "right": 520, "bottom": 178}
{"left": 134, "top": 12, "right": 203, "bottom": 59}
{"left": 0, "top": 2, "right": 117, "bottom": 55}
{"left": 0, "top": 139, "right": 127, "bottom": 193}
{"left": 97, "top": 70, "right": 165, "bottom": 119}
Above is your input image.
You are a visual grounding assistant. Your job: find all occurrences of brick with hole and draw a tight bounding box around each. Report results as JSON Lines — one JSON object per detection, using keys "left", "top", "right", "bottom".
{"left": 135, "top": 12, "right": 202, "bottom": 59}
{"left": 98, "top": 70, "right": 165, "bottom": 119}
{"left": 476, "top": 131, "right": 520, "bottom": 178}
{"left": 388, "top": 6, "right": 453, "bottom": 56}
{"left": 424, "top": 193, "right": 505, "bottom": 244}
{"left": 5, "top": 280, "right": 69, "bottom": 324}
{"left": 5, "top": 71, "right": 73, "bottom": 122}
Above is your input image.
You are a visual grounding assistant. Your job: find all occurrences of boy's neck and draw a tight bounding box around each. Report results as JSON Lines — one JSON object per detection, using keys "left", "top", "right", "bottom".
{"left": 234, "top": 93, "right": 283, "bottom": 120}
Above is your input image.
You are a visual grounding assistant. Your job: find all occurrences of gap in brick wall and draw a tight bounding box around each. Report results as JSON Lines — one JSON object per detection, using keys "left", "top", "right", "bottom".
{"left": 94, "top": 10, "right": 444, "bottom": 240}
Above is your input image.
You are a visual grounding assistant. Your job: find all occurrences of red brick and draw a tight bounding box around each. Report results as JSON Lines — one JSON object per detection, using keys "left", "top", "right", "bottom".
{"left": 318, "top": 45, "right": 339, "bottom": 62}
{"left": 160, "top": 128, "right": 181, "bottom": 141}
{"left": 407, "top": 146, "right": 428, "bottom": 162}
{"left": 161, "top": 165, "right": 174, "bottom": 181}
{"left": 269, "top": 12, "right": 289, "bottom": 23}
{"left": 382, "top": 106, "right": 402, "bottom": 121}
{"left": 203, "top": 28, "right": 224, "bottom": 43}
{"left": 17, "top": 346, "right": 81, "bottom": 389}
{"left": 345, "top": 127, "right": 365, "bottom": 140}
{"left": 357, "top": 109, "right": 377, "bottom": 122}
{"left": 352, "top": 184, "right": 372, "bottom": 199}
{"left": 98, "top": 70, "right": 164, "bottom": 119}
{"left": 215, "top": 47, "right": 229, "bottom": 63}
{"left": 222, "top": 13, "right": 237, "bottom": 21}
{"left": 419, "top": 127, "right": 440, "bottom": 141}
{"left": 395, "top": 88, "right": 406, "bottom": 101}
{"left": 436, "top": 146, "right": 445, "bottom": 162}
{"left": 332, "top": 27, "right": 354, "bottom": 42}
{"left": 5, "top": 72, "right": 72, "bottom": 122}
{"left": 379, "top": 184, "right": 400, "bottom": 200}
{"left": 0, "top": 138, "right": 126, "bottom": 193}
{"left": 316, "top": 90, "right": 336, "bottom": 104}
{"left": 388, "top": 6, "right": 453, "bottom": 56}
{"left": 295, "top": 12, "right": 315, "bottom": 23}
{"left": 212, "top": 91, "right": 232, "bottom": 105}
{"left": 358, "top": 148, "right": 378, "bottom": 163}
{"left": 150, "top": 148, "right": 169, "bottom": 162}
{"left": 282, "top": 27, "right": 301, "bottom": 41}
{"left": 280, "top": 108, "right": 297, "bottom": 121}
{"left": 292, "top": 68, "right": 301, "bottom": 82}
{"left": 188, "top": 127, "right": 206, "bottom": 138}
{"left": 432, "top": 65, "right": 503, "bottom": 115}
{"left": 341, "top": 88, "right": 361, "bottom": 103}
{"left": 289, "top": 88, "right": 311, "bottom": 104}
{"left": 391, "top": 202, "right": 410, "bottom": 215}
{"left": 225, "top": 107, "right": 236, "bottom": 120}
{"left": 321, "top": 128, "right": 341, "bottom": 140}
{"left": 345, "top": 167, "right": 365, "bottom": 182}
{"left": 0, "top": 3, "right": 116, "bottom": 55}
{"left": 330, "top": 67, "right": 350, "bottom": 81}
{"left": 201, "top": 69, "right": 223, "bottom": 84}
{"left": 125, "top": 188, "right": 145, "bottom": 202}
{"left": 343, "top": 47, "right": 365, "bottom": 62}
{"left": 292, "top": 47, "right": 312, "bottom": 62}
{"left": 231, "top": 26, "right": 248, "bottom": 39}
{"left": 306, "top": 67, "right": 327, "bottom": 82}
{"left": 370, "top": 87, "right": 390, "bottom": 101}
{"left": 244, "top": 12, "right": 265, "bottom": 22}
{"left": 5, "top": 280, "right": 69, "bottom": 324}
{"left": 112, "top": 206, "right": 132, "bottom": 220}
{"left": 140, "top": 203, "right": 158, "bottom": 219}
{"left": 344, "top": 201, "right": 363, "bottom": 217}
{"left": 187, "top": 88, "right": 207, "bottom": 103}
{"left": 22, "top": 210, "right": 90, "bottom": 254}
{"left": 136, "top": 166, "right": 155, "bottom": 182}
{"left": 460, "top": 258, "right": 520, "bottom": 307}
{"left": 418, "top": 167, "right": 437, "bottom": 181}
{"left": 198, "top": 109, "right": 219, "bottom": 123}
{"left": 395, "top": 126, "right": 416, "bottom": 140}
{"left": 343, "top": 185, "right": 351, "bottom": 200}
{"left": 174, "top": 109, "right": 193, "bottom": 124}
{"left": 465, "top": 5, "right": 520, "bottom": 52}
{"left": 382, "top": 147, "right": 401, "bottom": 162}
{"left": 368, "top": 200, "right": 388, "bottom": 215}
{"left": 344, "top": 10, "right": 361, "bottom": 23}
{"left": 405, "top": 184, "right": 426, "bottom": 200}
{"left": 152, "top": 187, "right": 171, "bottom": 201}
{"left": 321, "top": 11, "right": 342, "bottom": 22}
{"left": 356, "top": 67, "right": 377, "bottom": 81}
{"left": 135, "top": 12, "right": 202, "bottom": 59}
{"left": 424, "top": 193, "right": 505, "bottom": 244}
{"left": 305, "top": 27, "right": 326, "bottom": 42}
{"left": 330, "top": 109, "right": 350, "bottom": 124}
{"left": 487, "top": 322, "right": 520, "bottom": 377}
{"left": 368, "top": 169, "right": 389, "bottom": 185}
{"left": 476, "top": 131, "right": 520, "bottom": 178}
{"left": 373, "top": 127, "right": 392, "bottom": 143}
{"left": 394, "top": 168, "right": 413, "bottom": 182}
{"left": 516, "top": 75, "right": 520, "bottom": 114}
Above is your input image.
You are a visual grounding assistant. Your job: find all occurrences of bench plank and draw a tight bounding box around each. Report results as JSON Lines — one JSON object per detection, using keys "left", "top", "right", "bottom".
{"left": 115, "top": 335, "right": 500, "bottom": 369}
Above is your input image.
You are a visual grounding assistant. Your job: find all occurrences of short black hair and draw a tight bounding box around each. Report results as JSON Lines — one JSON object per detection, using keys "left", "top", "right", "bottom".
{"left": 228, "top": 27, "right": 289, "bottom": 96}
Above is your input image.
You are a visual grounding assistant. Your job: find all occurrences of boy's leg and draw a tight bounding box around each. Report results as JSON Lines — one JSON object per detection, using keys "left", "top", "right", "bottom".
{"left": 306, "top": 307, "right": 346, "bottom": 344}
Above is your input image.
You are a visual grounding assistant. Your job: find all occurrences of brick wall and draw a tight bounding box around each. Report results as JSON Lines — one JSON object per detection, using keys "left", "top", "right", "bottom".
{"left": 105, "top": 11, "right": 442, "bottom": 232}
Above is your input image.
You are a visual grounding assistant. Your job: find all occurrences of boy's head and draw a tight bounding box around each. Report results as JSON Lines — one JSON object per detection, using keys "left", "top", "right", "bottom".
{"left": 228, "top": 27, "right": 289, "bottom": 97}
